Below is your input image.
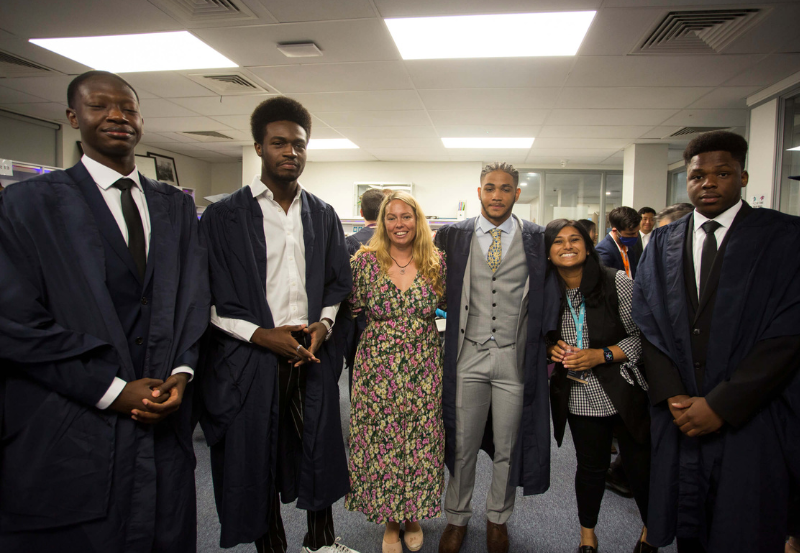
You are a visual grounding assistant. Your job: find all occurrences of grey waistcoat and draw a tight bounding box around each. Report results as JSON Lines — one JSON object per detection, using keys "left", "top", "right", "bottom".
{"left": 464, "top": 226, "right": 527, "bottom": 347}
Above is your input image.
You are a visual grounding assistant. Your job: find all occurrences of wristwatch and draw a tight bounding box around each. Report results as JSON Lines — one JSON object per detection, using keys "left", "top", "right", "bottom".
{"left": 602, "top": 347, "right": 614, "bottom": 363}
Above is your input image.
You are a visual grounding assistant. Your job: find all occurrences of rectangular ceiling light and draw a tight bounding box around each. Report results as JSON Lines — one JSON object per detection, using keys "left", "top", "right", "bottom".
{"left": 787, "top": 146, "right": 800, "bottom": 151}
{"left": 30, "top": 31, "right": 237, "bottom": 73}
{"left": 308, "top": 139, "right": 359, "bottom": 150}
{"left": 442, "top": 137, "right": 534, "bottom": 149}
{"left": 385, "top": 11, "right": 596, "bottom": 60}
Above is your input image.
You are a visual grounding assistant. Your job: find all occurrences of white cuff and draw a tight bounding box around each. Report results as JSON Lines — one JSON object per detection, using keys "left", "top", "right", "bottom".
{"left": 96, "top": 377, "right": 126, "bottom": 410}
{"left": 210, "top": 305, "right": 260, "bottom": 343}
{"left": 320, "top": 303, "right": 340, "bottom": 329}
{"left": 171, "top": 366, "right": 194, "bottom": 382}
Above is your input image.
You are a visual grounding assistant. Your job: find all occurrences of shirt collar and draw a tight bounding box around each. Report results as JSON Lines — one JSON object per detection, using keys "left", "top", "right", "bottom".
{"left": 82, "top": 154, "right": 141, "bottom": 191}
{"left": 477, "top": 214, "right": 515, "bottom": 235}
{"left": 693, "top": 199, "right": 742, "bottom": 233}
{"left": 249, "top": 175, "right": 303, "bottom": 202}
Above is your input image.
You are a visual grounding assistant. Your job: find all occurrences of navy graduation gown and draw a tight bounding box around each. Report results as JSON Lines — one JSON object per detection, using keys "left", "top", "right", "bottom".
{"left": 0, "top": 162, "right": 209, "bottom": 552}
{"left": 633, "top": 206, "right": 800, "bottom": 551}
{"left": 198, "top": 185, "right": 352, "bottom": 548}
{"left": 434, "top": 217, "right": 560, "bottom": 495}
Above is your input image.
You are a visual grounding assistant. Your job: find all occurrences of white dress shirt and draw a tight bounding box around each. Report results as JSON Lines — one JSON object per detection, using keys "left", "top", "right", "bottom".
{"left": 640, "top": 230, "right": 652, "bottom": 250}
{"left": 210, "top": 175, "right": 339, "bottom": 344}
{"left": 81, "top": 155, "right": 193, "bottom": 410}
{"left": 692, "top": 199, "right": 742, "bottom": 292}
{"left": 475, "top": 213, "right": 518, "bottom": 257}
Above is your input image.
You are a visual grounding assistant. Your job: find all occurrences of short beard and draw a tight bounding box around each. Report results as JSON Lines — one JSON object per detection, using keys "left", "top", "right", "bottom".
{"left": 480, "top": 198, "right": 514, "bottom": 222}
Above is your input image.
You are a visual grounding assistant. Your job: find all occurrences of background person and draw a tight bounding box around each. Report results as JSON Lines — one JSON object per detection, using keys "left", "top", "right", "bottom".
{"left": 347, "top": 188, "right": 385, "bottom": 255}
{"left": 545, "top": 219, "right": 654, "bottom": 553}
{"left": 578, "top": 219, "right": 598, "bottom": 244}
{"left": 346, "top": 191, "right": 446, "bottom": 553}
{"left": 638, "top": 207, "right": 656, "bottom": 249}
{"left": 656, "top": 203, "right": 694, "bottom": 228}
{"left": 596, "top": 207, "right": 642, "bottom": 279}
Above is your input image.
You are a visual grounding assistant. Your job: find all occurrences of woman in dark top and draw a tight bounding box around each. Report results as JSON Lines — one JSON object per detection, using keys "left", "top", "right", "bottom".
{"left": 545, "top": 219, "right": 655, "bottom": 553}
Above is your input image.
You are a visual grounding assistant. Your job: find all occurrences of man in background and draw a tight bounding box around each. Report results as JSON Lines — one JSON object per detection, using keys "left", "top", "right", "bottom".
{"left": 656, "top": 203, "right": 694, "bottom": 228}
{"left": 596, "top": 206, "right": 643, "bottom": 279}
{"left": 0, "top": 70, "right": 208, "bottom": 552}
{"left": 346, "top": 187, "right": 385, "bottom": 255}
{"left": 638, "top": 207, "right": 656, "bottom": 249}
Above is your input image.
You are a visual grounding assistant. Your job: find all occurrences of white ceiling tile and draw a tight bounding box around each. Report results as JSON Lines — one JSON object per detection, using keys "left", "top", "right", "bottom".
{"left": 668, "top": 149, "right": 684, "bottom": 163}
{"left": 638, "top": 127, "right": 685, "bottom": 139}
{"left": 0, "top": 75, "right": 78, "bottom": 103}
{"left": 723, "top": 54, "right": 800, "bottom": 86}
{"left": 435, "top": 125, "right": 541, "bottom": 138}
{"left": 208, "top": 115, "right": 251, "bottom": 129}
{"left": 143, "top": 131, "right": 214, "bottom": 144}
{"left": 364, "top": 148, "right": 451, "bottom": 161}
{"left": 527, "top": 154, "right": 611, "bottom": 165}
{"left": 658, "top": 110, "right": 747, "bottom": 128}
{"left": 169, "top": 95, "right": 275, "bottom": 116}
{"left": 547, "top": 109, "right": 678, "bottom": 126}
{"left": 288, "top": 90, "right": 423, "bottom": 112}
{"left": 144, "top": 116, "right": 235, "bottom": 132}
{"left": 405, "top": 58, "right": 575, "bottom": 89}
{"left": 538, "top": 125, "right": 653, "bottom": 139}
{"left": 0, "top": 85, "right": 50, "bottom": 104}
{"left": 0, "top": 102, "right": 69, "bottom": 122}
{"left": 139, "top": 132, "right": 180, "bottom": 144}
{"left": 724, "top": 3, "right": 800, "bottom": 55}
{"left": 429, "top": 109, "right": 549, "bottom": 126}
{"left": 249, "top": 62, "right": 413, "bottom": 93}
{"left": 447, "top": 150, "right": 529, "bottom": 163}
{"left": 336, "top": 126, "right": 439, "bottom": 139}
{"left": 576, "top": 8, "right": 663, "bottom": 56}
{"left": 124, "top": 73, "right": 220, "bottom": 98}
{"left": 260, "top": 0, "right": 376, "bottom": 23}
{"left": 314, "top": 110, "right": 430, "bottom": 127}
{"left": 566, "top": 55, "right": 763, "bottom": 87}
{"left": 528, "top": 148, "right": 621, "bottom": 159}
{"left": 193, "top": 19, "right": 398, "bottom": 68}
{"left": 351, "top": 138, "right": 444, "bottom": 149}
{"left": 532, "top": 138, "right": 634, "bottom": 150}
{"left": 306, "top": 150, "right": 377, "bottom": 162}
{"left": 557, "top": 87, "right": 713, "bottom": 109}
{"left": 419, "top": 89, "right": 561, "bottom": 110}
{"left": 373, "top": 0, "right": 600, "bottom": 18}
{"left": 139, "top": 98, "right": 200, "bottom": 118}
{"left": 308, "top": 127, "right": 347, "bottom": 139}
{"left": 686, "top": 87, "right": 762, "bottom": 109}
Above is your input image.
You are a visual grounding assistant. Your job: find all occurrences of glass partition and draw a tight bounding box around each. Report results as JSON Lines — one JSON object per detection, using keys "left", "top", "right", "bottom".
{"left": 779, "top": 91, "right": 800, "bottom": 216}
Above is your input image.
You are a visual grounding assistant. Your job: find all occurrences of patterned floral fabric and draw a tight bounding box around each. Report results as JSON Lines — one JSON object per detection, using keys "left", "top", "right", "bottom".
{"left": 345, "top": 250, "right": 446, "bottom": 524}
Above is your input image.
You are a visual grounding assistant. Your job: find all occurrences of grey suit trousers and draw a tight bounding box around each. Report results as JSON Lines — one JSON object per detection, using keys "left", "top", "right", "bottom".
{"left": 443, "top": 339, "right": 524, "bottom": 525}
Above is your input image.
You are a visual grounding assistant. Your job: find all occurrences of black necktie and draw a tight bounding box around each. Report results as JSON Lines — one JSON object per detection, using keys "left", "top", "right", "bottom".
{"left": 699, "top": 220, "right": 721, "bottom": 298}
{"left": 113, "top": 178, "right": 146, "bottom": 280}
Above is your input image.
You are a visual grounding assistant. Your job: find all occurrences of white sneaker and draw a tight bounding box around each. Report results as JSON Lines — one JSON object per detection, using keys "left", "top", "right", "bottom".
{"left": 302, "top": 537, "right": 361, "bottom": 553}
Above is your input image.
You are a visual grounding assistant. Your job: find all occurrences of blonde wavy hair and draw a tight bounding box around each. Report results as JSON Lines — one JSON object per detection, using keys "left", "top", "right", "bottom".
{"left": 356, "top": 191, "right": 443, "bottom": 298}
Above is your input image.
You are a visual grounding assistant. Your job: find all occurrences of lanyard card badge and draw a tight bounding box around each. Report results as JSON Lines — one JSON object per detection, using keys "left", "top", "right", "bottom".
{"left": 565, "top": 298, "right": 589, "bottom": 384}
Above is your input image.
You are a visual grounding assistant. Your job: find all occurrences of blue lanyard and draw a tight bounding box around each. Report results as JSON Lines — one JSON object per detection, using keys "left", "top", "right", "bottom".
{"left": 567, "top": 296, "right": 586, "bottom": 350}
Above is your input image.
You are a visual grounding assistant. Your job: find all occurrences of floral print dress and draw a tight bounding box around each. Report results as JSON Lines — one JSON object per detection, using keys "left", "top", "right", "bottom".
{"left": 345, "top": 250, "right": 446, "bottom": 524}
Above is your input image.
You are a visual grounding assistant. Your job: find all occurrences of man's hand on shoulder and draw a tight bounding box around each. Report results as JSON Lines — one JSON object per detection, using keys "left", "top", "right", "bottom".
{"left": 251, "top": 324, "right": 318, "bottom": 366}
{"left": 671, "top": 396, "right": 724, "bottom": 437}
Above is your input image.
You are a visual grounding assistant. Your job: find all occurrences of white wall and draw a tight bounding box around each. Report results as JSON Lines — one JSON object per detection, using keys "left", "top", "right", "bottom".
{"left": 747, "top": 98, "right": 779, "bottom": 209}
{"left": 622, "top": 143, "right": 669, "bottom": 211}
{"left": 133, "top": 144, "right": 212, "bottom": 206}
{"left": 211, "top": 161, "right": 242, "bottom": 196}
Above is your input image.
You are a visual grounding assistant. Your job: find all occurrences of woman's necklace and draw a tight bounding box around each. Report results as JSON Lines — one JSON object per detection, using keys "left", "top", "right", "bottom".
{"left": 390, "top": 254, "right": 414, "bottom": 275}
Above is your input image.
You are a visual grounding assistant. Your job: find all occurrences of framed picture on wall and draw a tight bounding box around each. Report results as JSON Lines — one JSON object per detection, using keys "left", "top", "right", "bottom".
{"left": 147, "top": 152, "right": 179, "bottom": 187}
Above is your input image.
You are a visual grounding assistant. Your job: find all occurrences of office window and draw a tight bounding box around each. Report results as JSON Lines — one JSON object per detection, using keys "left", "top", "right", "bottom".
{"left": 517, "top": 172, "right": 541, "bottom": 223}
{"left": 668, "top": 168, "right": 690, "bottom": 205}
{"left": 779, "top": 90, "right": 800, "bottom": 216}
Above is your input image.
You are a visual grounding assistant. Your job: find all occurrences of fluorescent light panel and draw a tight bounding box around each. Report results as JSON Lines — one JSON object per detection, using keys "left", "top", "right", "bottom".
{"left": 385, "top": 11, "right": 596, "bottom": 60}
{"left": 308, "top": 139, "right": 359, "bottom": 150}
{"left": 30, "top": 31, "right": 237, "bottom": 73}
{"left": 787, "top": 146, "right": 800, "bottom": 151}
{"left": 442, "top": 137, "right": 534, "bottom": 149}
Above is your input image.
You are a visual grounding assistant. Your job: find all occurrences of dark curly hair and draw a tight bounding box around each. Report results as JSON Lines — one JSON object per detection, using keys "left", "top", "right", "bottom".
{"left": 545, "top": 219, "right": 606, "bottom": 308}
{"left": 250, "top": 96, "right": 312, "bottom": 144}
{"left": 683, "top": 130, "right": 748, "bottom": 170}
{"left": 67, "top": 71, "right": 139, "bottom": 109}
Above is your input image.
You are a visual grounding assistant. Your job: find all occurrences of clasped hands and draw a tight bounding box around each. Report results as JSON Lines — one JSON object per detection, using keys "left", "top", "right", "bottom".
{"left": 251, "top": 321, "right": 328, "bottom": 367}
{"left": 109, "top": 372, "right": 189, "bottom": 424}
{"left": 667, "top": 394, "right": 724, "bottom": 437}
{"left": 547, "top": 340, "right": 604, "bottom": 371}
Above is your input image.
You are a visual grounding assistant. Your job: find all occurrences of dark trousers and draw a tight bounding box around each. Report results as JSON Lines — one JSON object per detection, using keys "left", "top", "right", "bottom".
{"left": 256, "top": 349, "right": 335, "bottom": 553}
{"left": 676, "top": 538, "right": 706, "bottom": 553}
{"left": 568, "top": 414, "right": 651, "bottom": 529}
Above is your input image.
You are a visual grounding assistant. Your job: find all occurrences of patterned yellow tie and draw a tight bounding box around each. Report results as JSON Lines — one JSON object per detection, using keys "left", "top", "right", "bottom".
{"left": 487, "top": 228, "right": 502, "bottom": 272}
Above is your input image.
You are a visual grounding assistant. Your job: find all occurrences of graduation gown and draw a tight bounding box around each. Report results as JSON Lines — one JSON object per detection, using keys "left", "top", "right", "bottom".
{"left": 434, "top": 217, "right": 560, "bottom": 495}
{"left": 0, "top": 163, "right": 209, "bottom": 552}
{"left": 633, "top": 205, "right": 800, "bottom": 551}
{"left": 198, "top": 185, "right": 352, "bottom": 548}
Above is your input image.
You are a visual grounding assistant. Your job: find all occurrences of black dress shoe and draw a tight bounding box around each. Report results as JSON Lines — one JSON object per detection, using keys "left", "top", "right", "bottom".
{"left": 578, "top": 546, "right": 598, "bottom": 553}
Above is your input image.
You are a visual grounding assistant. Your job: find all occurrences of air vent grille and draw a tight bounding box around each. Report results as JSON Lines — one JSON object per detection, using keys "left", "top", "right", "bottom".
{"left": 187, "top": 72, "right": 268, "bottom": 95}
{"left": 183, "top": 131, "right": 234, "bottom": 140}
{"left": 668, "top": 126, "right": 732, "bottom": 138}
{"left": 634, "top": 9, "right": 765, "bottom": 55}
{"left": 148, "top": 0, "right": 256, "bottom": 23}
{"left": 0, "top": 51, "right": 55, "bottom": 77}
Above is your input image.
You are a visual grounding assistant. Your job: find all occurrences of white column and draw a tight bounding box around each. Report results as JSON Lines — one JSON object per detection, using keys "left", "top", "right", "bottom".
{"left": 242, "top": 144, "right": 260, "bottom": 188}
{"left": 622, "top": 143, "right": 669, "bottom": 211}
{"left": 746, "top": 98, "right": 779, "bottom": 209}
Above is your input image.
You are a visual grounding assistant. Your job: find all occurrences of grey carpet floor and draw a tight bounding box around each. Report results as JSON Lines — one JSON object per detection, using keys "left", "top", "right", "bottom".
{"left": 195, "top": 371, "right": 677, "bottom": 553}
